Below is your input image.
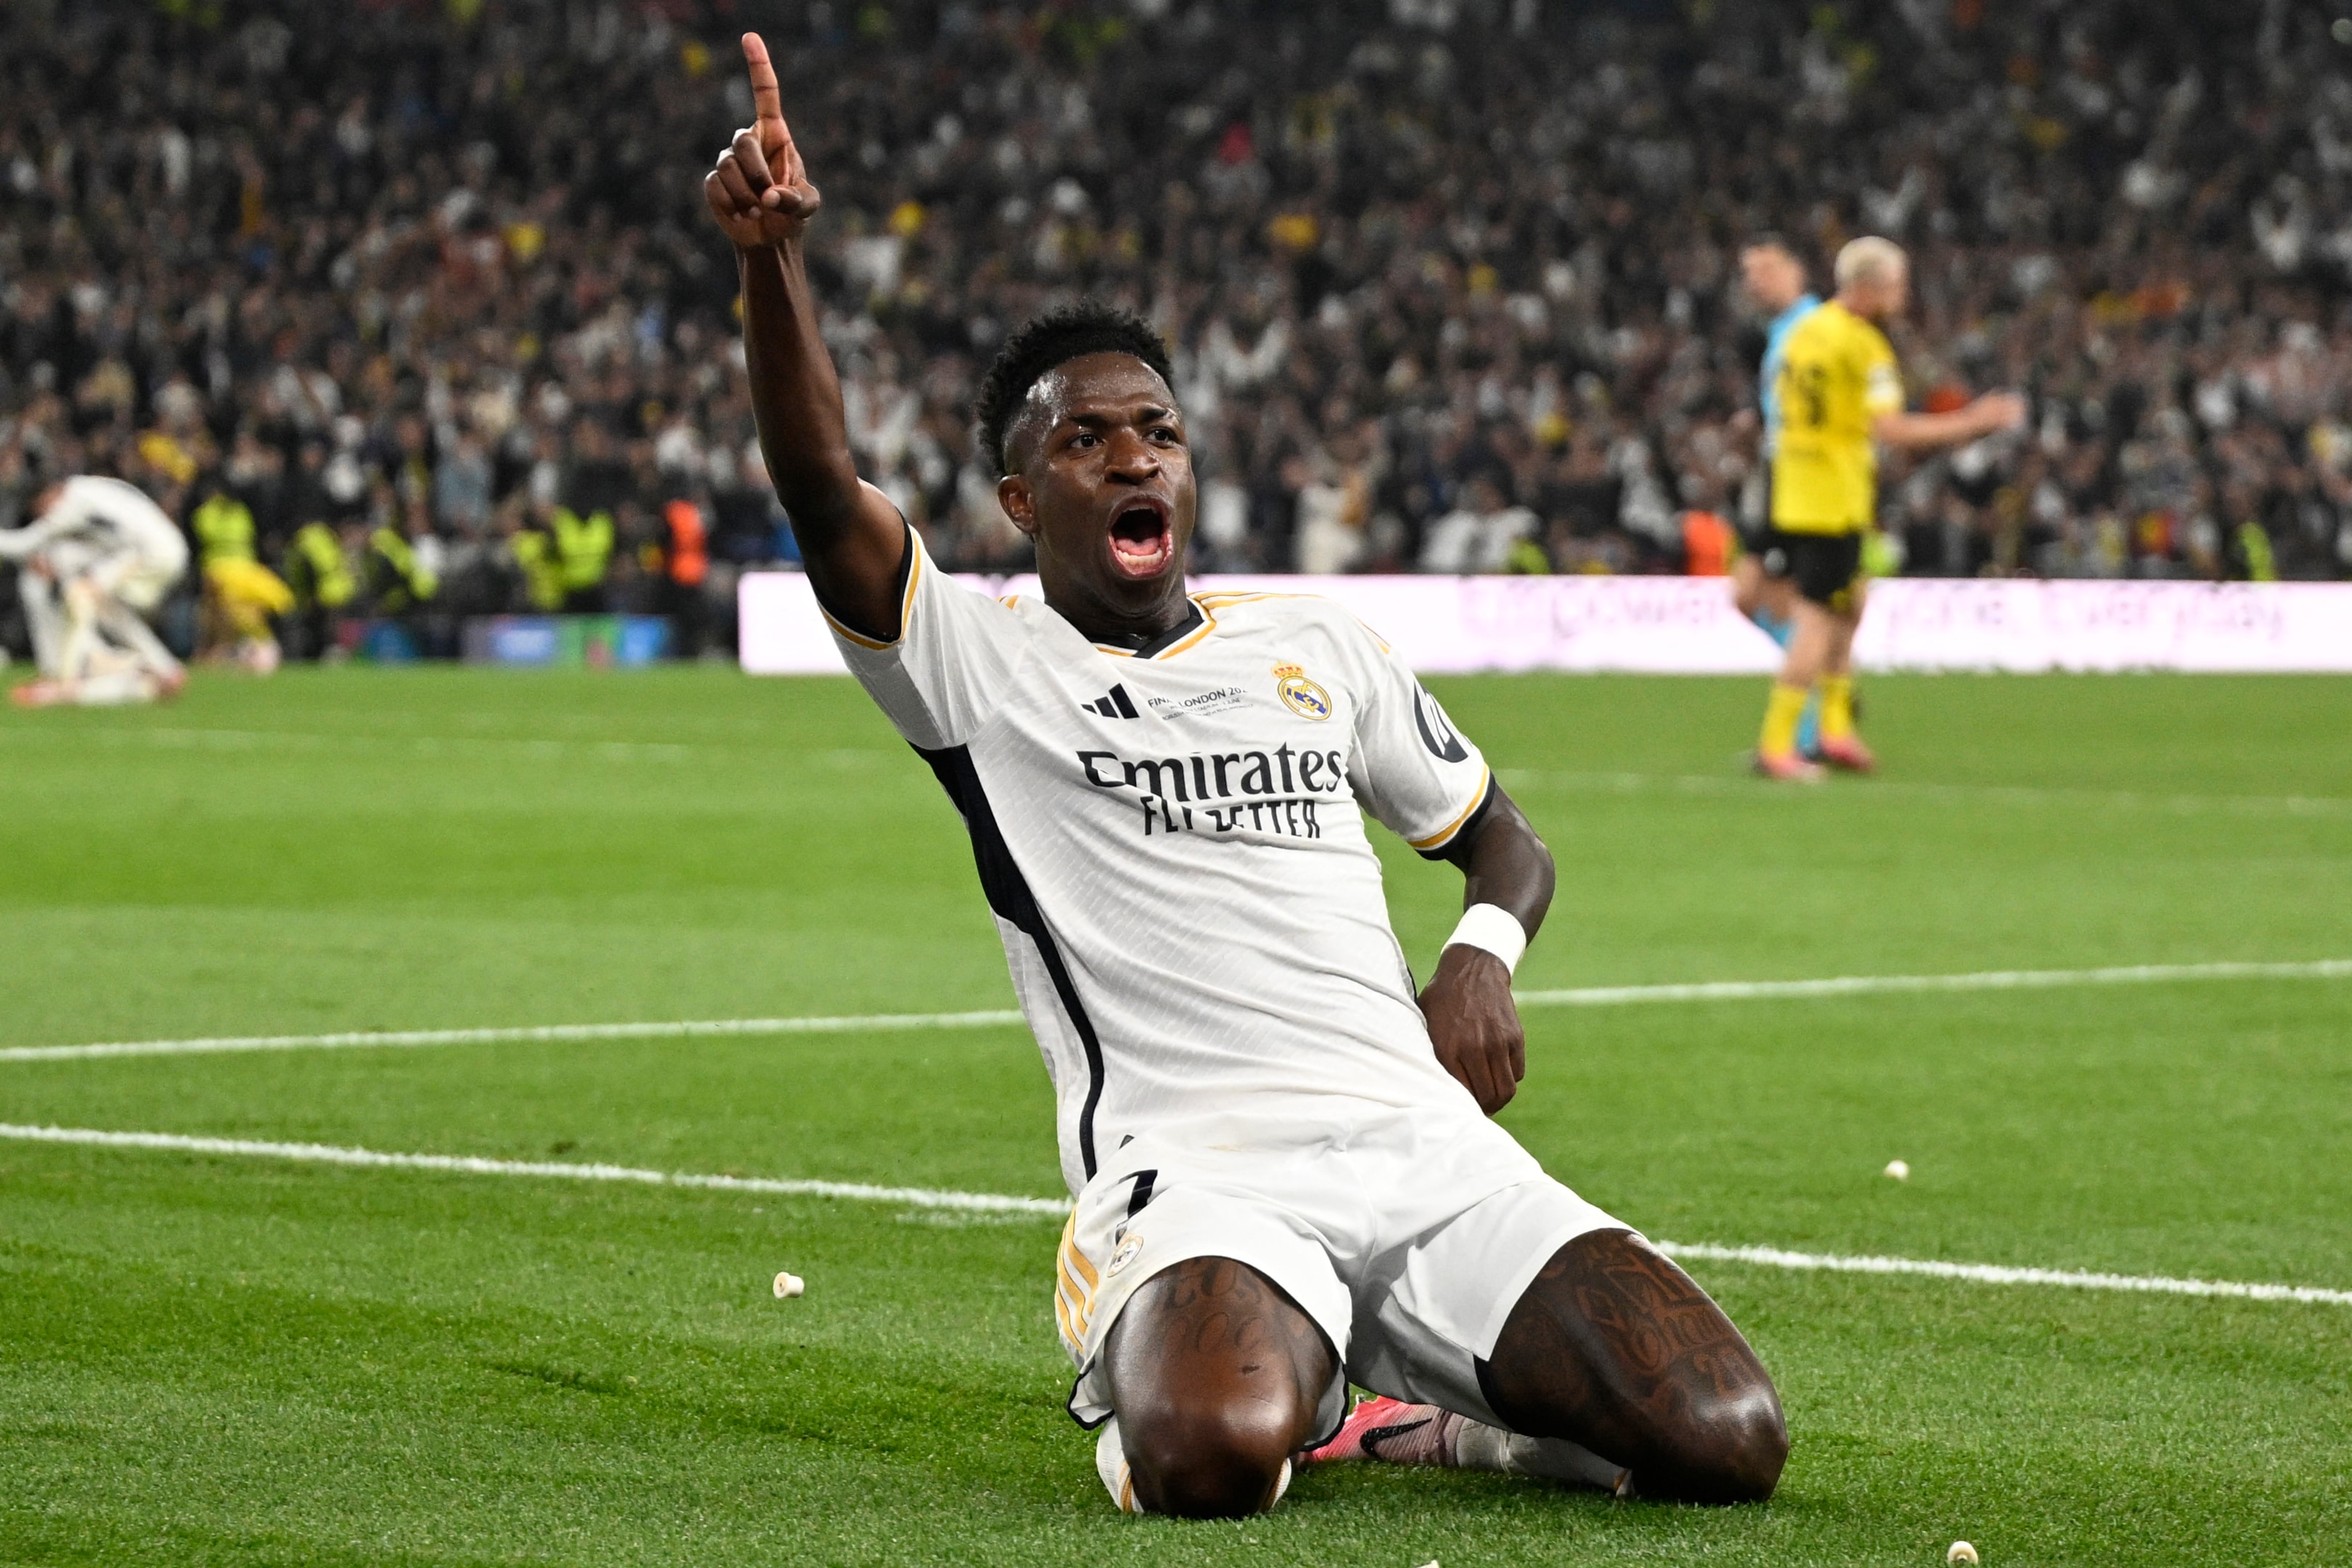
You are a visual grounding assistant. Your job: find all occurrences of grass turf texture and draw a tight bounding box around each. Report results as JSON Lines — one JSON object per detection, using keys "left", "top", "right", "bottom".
{"left": 1, "top": 668, "right": 2347, "bottom": 1567}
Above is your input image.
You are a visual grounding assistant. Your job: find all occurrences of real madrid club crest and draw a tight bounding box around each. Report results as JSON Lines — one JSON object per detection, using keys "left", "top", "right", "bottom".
{"left": 1272, "top": 663, "right": 1333, "bottom": 722}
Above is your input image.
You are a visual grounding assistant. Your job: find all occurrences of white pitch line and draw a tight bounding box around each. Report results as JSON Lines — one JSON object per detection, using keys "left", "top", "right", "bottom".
{"left": 1512, "top": 958, "right": 2352, "bottom": 1008}
{"left": 1495, "top": 767, "right": 2352, "bottom": 820}
{"left": 0, "top": 724, "right": 704, "bottom": 765}
{"left": 0, "top": 1010, "right": 1029, "bottom": 1063}
{"left": 6, "top": 960, "right": 2345, "bottom": 1065}
{"left": 0, "top": 1124, "right": 1067, "bottom": 1215}
{"left": 1654, "top": 1241, "right": 2352, "bottom": 1307}
{"left": 4, "top": 1122, "right": 2343, "bottom": 1306}
{"left": 0, "top": 724, "right": 900, "bottom": 769}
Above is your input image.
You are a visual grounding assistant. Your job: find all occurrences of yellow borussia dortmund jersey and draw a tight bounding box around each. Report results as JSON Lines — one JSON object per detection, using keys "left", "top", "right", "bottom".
{"left": 1771, "top": 301, "right": 1903, "bottom": 534}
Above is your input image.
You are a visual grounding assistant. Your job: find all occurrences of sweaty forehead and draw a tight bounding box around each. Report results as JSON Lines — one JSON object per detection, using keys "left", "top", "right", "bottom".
{"left": 1021, "top": 353, "right": 1175, "bottom": 425}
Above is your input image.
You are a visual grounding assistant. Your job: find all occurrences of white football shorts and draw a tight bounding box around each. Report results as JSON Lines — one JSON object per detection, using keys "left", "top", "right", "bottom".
{"left": 57, "top": 542, "right": 180, "bottom": 613}
{"left": 1055, "top": 1102, "right": 1632, "bottom": 1444}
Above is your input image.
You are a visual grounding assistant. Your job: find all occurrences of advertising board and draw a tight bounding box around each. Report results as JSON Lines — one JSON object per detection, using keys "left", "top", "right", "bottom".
{"left": 739, "top": 572, "right": 2352, "bottom": 675}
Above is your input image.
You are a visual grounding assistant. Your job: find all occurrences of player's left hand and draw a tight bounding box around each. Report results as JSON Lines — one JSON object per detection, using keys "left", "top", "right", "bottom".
{"left": 1419, "top": 944, "right": 1525, "bottom": 1115}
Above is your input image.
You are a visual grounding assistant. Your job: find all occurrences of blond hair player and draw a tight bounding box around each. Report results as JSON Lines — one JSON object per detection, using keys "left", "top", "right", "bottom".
{"left": 1755, "top": 237, "right": 2025, "bottom": 779}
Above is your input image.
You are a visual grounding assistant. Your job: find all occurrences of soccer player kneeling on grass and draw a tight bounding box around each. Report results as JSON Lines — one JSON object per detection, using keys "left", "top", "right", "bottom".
{"left": 705, "top": 34, "right": 1788, "bottom": 1517}
{"left": 0, "top": 473, "right": 190, "bottom": 709}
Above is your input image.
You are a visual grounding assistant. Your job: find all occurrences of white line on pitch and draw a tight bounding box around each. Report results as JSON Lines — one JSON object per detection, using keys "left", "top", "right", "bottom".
{"left": 0, "top": 724, "right": 902, "bottom": 770}
{"left": 0, "top": 1124, "right": 1066, "bottom": 1214}
{"left": 1511, "top": 958, "right": 2352, "bottom": 1008}
{"left": 1652, "top": 1242, "right": 2352, "bottom": 1307}
{"left": 0, "top": 1010, "right": 1029, "bottom": 1063}
{"left": 0, "top": 724, "right": 706, "bottom": 764}
{"left": 5, "top": 1122, "right": 2344, "bottom": 1307}
{"left": 1495, "top": 767, "right": 2352, "bottom": 818}
{"left": 6, "top": 959, "right": 2345, "bottom": 1065}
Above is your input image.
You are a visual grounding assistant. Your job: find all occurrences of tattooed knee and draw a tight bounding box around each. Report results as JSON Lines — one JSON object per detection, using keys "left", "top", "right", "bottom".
{"left": 1122, "top": 1394, "right": 1302, "bottom": 1518}
{"left": 1479, "top": 1230, "right": 1790, "bottom": 1503}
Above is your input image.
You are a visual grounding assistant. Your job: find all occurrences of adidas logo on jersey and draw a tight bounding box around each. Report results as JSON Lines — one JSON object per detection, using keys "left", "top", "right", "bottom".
{"left": 1082, "top": 685, "right": 1140, "bottom": 719}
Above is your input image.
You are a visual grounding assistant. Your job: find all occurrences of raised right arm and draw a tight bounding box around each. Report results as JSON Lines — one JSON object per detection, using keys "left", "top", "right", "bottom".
{"left": 703, "top": 33, "right": 907, "bottom": 640}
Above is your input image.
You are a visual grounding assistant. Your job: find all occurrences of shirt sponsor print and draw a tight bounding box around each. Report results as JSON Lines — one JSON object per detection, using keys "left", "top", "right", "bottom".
{"left": 1076, "top": 740, "right": 1348, "bottom": 840}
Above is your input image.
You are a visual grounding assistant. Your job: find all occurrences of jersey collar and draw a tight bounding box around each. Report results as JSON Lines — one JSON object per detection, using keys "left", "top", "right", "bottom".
{"left": 1080, "top": 598, "right": 1208, "bottom": 660}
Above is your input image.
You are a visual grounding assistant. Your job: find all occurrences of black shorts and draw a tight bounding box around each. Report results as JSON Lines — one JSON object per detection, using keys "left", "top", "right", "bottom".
{"left": 1779, "top": 531, "right": 1865, "bottom": 612}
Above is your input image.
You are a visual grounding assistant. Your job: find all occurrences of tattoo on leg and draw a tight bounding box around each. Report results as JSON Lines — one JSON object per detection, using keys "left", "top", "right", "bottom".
{"left": 1105, "top": 1257, "right": 1336, "bottom": 1519}
{"left": 1148, "top": 1257, "right": 1329, "bottom": 1376}
{"left": 1479, "top": 1230, "right": 1787, "bottom": 1503}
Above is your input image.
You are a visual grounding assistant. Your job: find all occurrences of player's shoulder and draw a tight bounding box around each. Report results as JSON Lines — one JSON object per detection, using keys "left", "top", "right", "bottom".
{"left": 1779, "top": 304, "right": 1836, "bottom": 359}
{"left": 1193, "top": 587, "right": 1387, "bottom": 650}
{"left": 62, "top": 474, "right": 127, "bottom": 503}
{"left": 62, "top": 473, "right": 159, "bottom": 518}
{"left": 1819, "top": 302, "right": 1894, "bottom": 356}
{"left": 1191, "top": 589, "right": 1405, "bottom": 701}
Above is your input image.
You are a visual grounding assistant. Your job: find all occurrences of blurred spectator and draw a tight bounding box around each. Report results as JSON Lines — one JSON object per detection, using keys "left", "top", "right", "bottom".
{"left": 1421, "top": 475, "right": 1536, "bottom": 573}
{"left": 655, "top": 496, "right": 713, "bottom": 658}
{"left": 512, "top": 500, "right": 567, "bottom": 613}
{"left": 282, "top": 519, "right": 357, "bottom": 661}
{"left": 550, "top": 501, "right": 615, "bottom": 613}
{"left": 366, "top": 513, "right": 438, "bottom": 618}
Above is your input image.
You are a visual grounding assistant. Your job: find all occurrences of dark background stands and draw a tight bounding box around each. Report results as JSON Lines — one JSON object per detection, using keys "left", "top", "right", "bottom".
{"left": 1, "top": 0, "right": 2346, "bottom": 664}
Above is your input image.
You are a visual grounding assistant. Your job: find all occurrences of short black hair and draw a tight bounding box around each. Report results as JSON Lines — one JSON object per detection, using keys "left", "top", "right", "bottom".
{"left": 1741, "top": 232, "right": 1797, "bottom": 257}
{"left": 973, "top": 301, "right": 1175, "bottom": 476}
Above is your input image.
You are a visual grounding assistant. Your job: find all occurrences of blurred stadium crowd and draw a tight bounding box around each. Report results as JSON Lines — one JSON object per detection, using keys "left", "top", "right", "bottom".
{"left": 2, "top": 0, "right": 2348, "bottom": 659}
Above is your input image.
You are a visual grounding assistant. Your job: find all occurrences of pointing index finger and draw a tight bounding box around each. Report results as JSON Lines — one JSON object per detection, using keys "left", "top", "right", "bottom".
{"left": 740, "top": 33, "right": 784, "bottom": 132}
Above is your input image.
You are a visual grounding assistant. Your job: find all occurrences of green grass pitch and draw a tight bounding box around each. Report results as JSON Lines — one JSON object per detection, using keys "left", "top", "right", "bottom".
{"left": 1, "top": 667, "right": 2348, "bottom": 1567}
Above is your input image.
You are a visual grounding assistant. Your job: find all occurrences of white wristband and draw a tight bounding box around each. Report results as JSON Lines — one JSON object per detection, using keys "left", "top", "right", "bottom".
{"left": 1445, "top": 903, "right": 1528, "bottom": 975}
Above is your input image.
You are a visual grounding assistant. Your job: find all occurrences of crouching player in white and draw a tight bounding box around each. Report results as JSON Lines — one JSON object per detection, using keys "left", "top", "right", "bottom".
{"left": 704, "top": 34, "right": 1787, "bottom": 1518}
{"left": 1, "top": 474, "right": 189, "bottom": 709}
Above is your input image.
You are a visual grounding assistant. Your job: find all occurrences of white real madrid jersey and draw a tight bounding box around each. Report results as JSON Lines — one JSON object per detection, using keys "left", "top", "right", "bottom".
{"left": 21, "top": 476, "right": 189, "bottom": 574}
{"left": 830, "top": 530, "right": 1496, "bottom": 1198}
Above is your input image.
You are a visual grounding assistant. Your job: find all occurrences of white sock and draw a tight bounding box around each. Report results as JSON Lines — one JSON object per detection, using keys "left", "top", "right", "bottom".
{"left": 1093, "top": 1416, "right": 1294, "bottom": 1515}
{"left": 1453, "top": 1419, "right": 1630, "bottom": 1494}
{"left": 56, "top": 581, "right": 99, "bottom": 679}
{"left": 66, "top": 671, "right": 160, "bottom": 706}
{"left": 18, "top": 573, "right": 64, "bottom": 675}
{"left": 1350, "top": 1402, "right": 1630, "bottom": 1495}
{"left": 97, "top": 597, "right": 181, "bottom": 679}
{"left": 1095, "top": 1418, "right": 1140, "bottom": 1514}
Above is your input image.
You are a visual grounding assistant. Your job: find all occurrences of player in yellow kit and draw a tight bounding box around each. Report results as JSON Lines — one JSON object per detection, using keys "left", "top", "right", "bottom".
{"left": 1755, "top": 237, "right": 2026, "bottom": 780}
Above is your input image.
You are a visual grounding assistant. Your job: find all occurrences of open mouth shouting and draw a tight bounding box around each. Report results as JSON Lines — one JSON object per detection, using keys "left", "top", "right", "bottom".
{"left": 1106, "top": 495, "right": 1175, "bottom": 579}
